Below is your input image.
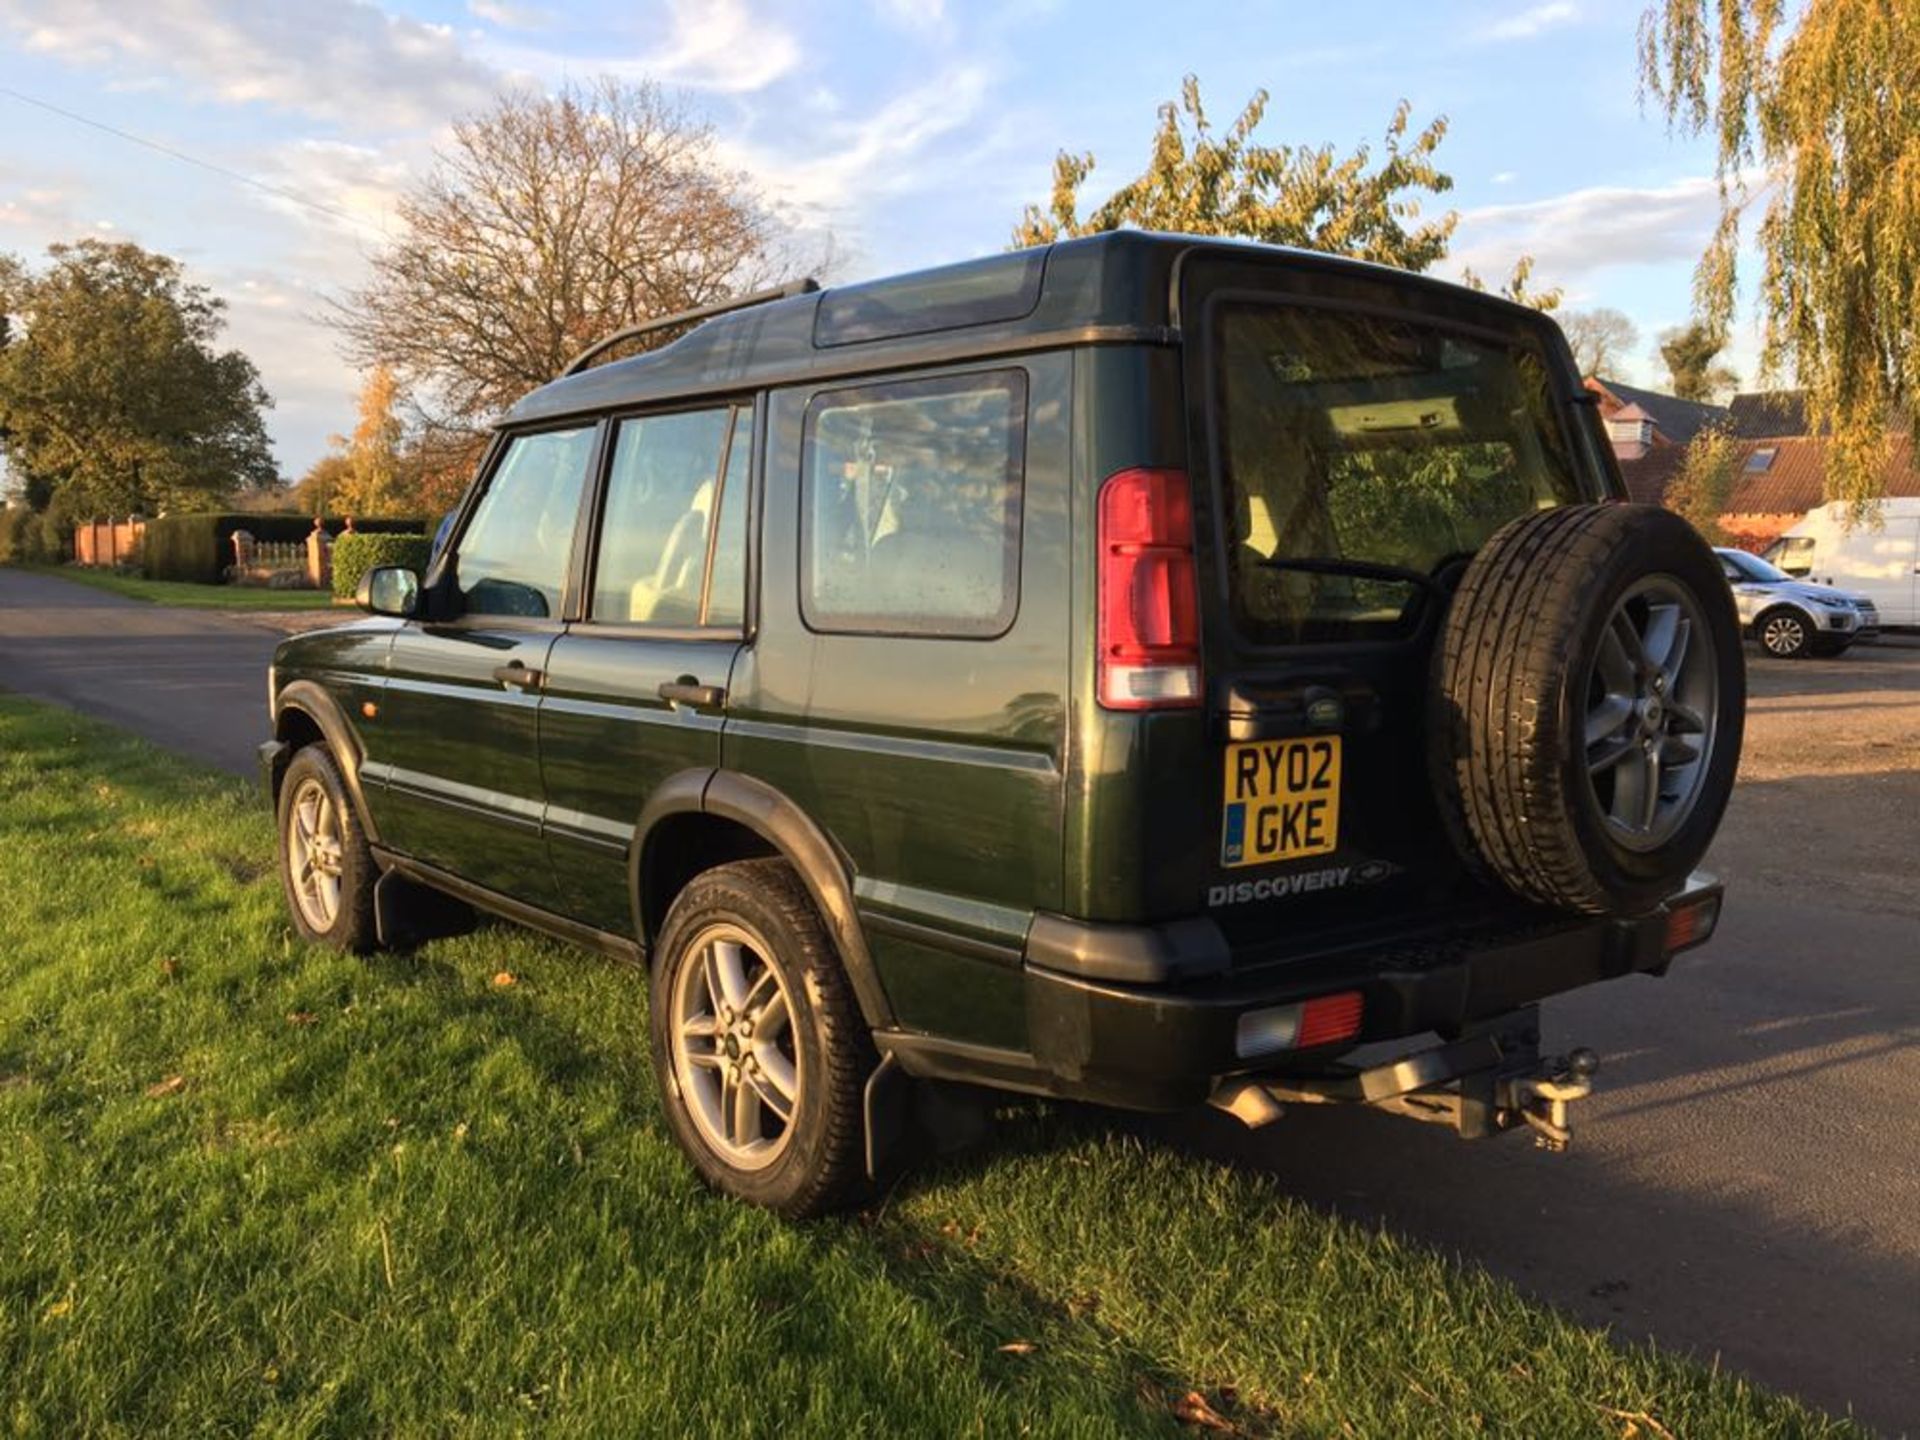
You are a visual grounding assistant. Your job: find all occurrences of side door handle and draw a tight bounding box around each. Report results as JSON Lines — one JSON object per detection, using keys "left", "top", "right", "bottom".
{"left": 493, "top": 662, "right": 543, "bottom": 690}
{"left": 658, "top": 677, "right": 726, "bottom": 708}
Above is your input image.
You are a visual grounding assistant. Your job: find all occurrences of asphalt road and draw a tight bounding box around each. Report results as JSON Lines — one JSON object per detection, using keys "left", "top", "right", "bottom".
{"left": 0, "top": 567, "right": 283, "bottom": 776}
{"left": 2, "top": 567, "right": 1916, "bottom": 1433}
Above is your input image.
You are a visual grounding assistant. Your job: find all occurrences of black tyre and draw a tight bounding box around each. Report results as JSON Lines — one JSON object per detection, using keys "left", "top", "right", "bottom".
{"left": 650, "top": 859, "right": 874, "bottom": 1217}
{"left": 1431, "top": 504, "right": 1745, "bottom": 916}
{"left": 276, "top": 745, "right": 379, "bottom": 951}
{"left": 1756, "top": 606, "right": 1814, "bottom": 659}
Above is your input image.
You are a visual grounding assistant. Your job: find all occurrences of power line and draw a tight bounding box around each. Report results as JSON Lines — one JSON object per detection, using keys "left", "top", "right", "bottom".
{"left": 0, "top": 84, "right": 393, "bottom": 242}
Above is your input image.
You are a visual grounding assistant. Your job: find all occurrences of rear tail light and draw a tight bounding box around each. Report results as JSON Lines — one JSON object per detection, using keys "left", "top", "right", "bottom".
{"left": 1234, "top": 990, "right": 1365, "bottom": 1058}
{"left": 1097, "top": 467, "right": 1201, "bottom": 710}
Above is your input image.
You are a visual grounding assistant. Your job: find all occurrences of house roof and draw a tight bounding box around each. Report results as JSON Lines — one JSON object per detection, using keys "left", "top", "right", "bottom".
{"left": 1725, "top": 434, "right": 1920, "bottom": 513}
{"left": 1727, "top": 390, "right": 1810, "bottom": 438}
{"left": 1616, "top": 447, "right": 1686, "bottom": 505}
{"left": 1590, "top": 377, "right": 1728, "bottom": 444}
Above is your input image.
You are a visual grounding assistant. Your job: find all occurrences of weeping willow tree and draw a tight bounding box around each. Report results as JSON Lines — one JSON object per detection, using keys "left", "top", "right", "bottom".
{"left": 1640, "top": 0, "right": 1920, "bottom": 507}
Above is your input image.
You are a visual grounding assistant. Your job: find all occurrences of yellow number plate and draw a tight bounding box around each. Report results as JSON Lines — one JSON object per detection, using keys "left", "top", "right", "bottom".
{"left": 1220, "top": 737, "right": 1341, "bottom": 868}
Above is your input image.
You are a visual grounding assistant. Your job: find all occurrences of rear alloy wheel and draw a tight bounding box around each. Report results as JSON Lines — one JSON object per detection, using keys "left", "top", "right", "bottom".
{"left": 651, "top": 859, "right": 873, "bottom": 1216}
{"left": 1758, "top": 607, "right": 1813, "bottom": 659}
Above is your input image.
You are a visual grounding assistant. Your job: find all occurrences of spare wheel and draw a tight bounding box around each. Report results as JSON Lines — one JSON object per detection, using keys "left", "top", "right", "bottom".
{"left": 1429, "top": 503, "right": 1745, "bottom": 916}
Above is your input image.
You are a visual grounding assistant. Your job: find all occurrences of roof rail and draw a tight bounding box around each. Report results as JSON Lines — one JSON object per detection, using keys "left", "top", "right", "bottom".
{"left": 559, "top": 278, "right": 822, "bottom": 378}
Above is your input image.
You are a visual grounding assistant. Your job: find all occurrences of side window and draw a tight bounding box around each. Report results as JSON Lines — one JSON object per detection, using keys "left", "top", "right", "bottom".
{"left": 455, "top": 426, "right": 596, "bottom": 618}
{"left": 591, "top": 406, "right": 750, "bottom": 628}
{"left": 801, "top": 370, "right": 1025, "bottom": 637}
{"left": 705, "top": 410, "right": 752, "bottom": 629}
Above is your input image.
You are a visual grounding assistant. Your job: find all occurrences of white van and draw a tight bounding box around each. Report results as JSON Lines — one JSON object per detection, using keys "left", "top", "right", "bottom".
{"left": 1763, "top": 497, "right": 1920, "bottom": 627}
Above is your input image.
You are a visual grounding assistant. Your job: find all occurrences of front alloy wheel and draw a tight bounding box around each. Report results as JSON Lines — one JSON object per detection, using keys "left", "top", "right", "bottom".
{"left": 1760, "top": 609, "right": 1811, "bottom": 658}
{"left": 276, "top": 743, "right": 377, "bottom": 951}
{"left": 286, "top": 777, "right": 346, "bottom": 932}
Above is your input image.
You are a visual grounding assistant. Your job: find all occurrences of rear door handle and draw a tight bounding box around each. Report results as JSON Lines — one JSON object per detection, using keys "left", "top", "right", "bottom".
{"left": 658, "top": 678, "right": 726, "bottom": 708}
{"left": 493, "top": 662, "right": 542, "bottom": 690}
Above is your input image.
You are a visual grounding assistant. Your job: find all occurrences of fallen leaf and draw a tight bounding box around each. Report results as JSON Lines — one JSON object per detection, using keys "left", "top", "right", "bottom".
{"left": 145, "top": 1075, "right": 185, "bottom": 1099}
{"left": 159, "top": 958, "right": 180, "bottom": 981}
{"left": 491, "top": 971, "right": 516, "bottom": 988}
{"left": 997, "top": 1341, "right": 1036, "bottom": 1356}
{"left": 287, "top": 1011, "right": 317, "bottom": 1027}
{"left": 41, "top": 1294, "right": 73, "bottom": 1323}
{"left": 452, "top": 1121, "right": 469, "bottom": 1141}
{"left": 1171, "top": 1390, "right": 1237, "bottom": 1434}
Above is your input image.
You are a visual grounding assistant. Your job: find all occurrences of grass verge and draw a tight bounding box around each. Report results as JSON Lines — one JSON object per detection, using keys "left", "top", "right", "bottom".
{"left": 15, "top": 564, "right": 339, "bottom": 610}
{"left": 0, "top": 695, "right": 1861, "bottom": 1438}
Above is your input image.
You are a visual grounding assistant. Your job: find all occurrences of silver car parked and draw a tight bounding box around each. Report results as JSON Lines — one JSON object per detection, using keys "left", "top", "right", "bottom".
{"left": 1716, "top": 546, "right": 1880, "bottom": 658}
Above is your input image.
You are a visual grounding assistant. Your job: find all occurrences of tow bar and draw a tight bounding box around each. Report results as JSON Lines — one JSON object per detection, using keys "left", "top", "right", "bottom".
{"left": 1209, "top": 1006, "right": 1600, "bottom": 1152}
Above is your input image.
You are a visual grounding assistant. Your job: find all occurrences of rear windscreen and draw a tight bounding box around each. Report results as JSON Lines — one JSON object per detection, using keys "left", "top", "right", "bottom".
{"left": 1210, "top": 300, "right": 1582, "bottom": 644}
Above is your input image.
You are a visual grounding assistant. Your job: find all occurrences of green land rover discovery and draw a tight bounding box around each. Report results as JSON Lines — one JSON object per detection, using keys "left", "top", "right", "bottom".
{"left": 263, "top": 232, "right": 1744, "bottom": 1215}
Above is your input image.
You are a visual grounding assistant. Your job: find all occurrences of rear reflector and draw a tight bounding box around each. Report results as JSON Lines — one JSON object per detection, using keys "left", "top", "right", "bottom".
{"left": 1663, "top": 892, "right": 1721, "bottom": 954}
{"left": 1234, "top": 990, "right": 1365, "bottom": 1059}
{"left": 1297, "top": 990, "right": 1365, "bottom": 1048}
{"left": 1097, "top": 467, "right": 1201, "bottom": 710}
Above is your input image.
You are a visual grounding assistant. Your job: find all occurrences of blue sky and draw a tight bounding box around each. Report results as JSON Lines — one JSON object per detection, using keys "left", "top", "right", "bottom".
{"left": 0, "top": 0, "right": 1745, "bottom": 478}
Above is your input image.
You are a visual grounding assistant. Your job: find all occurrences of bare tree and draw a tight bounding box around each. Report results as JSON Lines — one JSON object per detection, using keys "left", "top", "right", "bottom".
{"left": 1557, "top": 307, "right": 1641, "bottom": 378}
{"left": 335, "top": 79, "right": 790, "bottom": 431}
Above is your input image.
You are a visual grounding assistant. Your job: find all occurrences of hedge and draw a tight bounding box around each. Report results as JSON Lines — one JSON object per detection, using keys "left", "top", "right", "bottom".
{"left": 331, "top": 531, "right": 432, "bottom": 600}
{"left": 142, "top": 514, "right": 428, "bottom": 583}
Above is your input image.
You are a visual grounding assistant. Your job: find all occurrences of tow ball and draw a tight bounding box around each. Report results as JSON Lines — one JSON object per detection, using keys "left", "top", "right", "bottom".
{"left": 1209, "top": 1012, "right": 1602, "bottom": 1152}
{"left": 1502, "top": 1047, "right": 1600, "bottom": 1152}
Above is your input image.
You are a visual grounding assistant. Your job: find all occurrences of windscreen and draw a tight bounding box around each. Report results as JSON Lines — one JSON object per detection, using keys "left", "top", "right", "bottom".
{"left": 1212, "top": 301, "right": 1583, "bottom": 644}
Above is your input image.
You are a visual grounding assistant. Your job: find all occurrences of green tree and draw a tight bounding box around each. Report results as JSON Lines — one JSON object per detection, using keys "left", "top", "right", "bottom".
{"left": 291, "top": 453, "right": 352, "bottom": 517}
{"left": 1639, "top": 0, "right": 1920, "bottom": 505}
{"left": 1664, "top": 425, "right": 1741, "bottom": 541}
{"left": 1659, "top": 321, "right": 1740, "bottom": 403}
{"left": 1014, "top": 76, "right": 1555, "bottom": 307}
{"left": 1460, "top": 253, "right": 1564, "bottom": 314}
{"left": 0, "top": 240, "right": 274, "bottom": 518}
{"left": 1013, "top": 77, "right": 1458, "bottom": 270}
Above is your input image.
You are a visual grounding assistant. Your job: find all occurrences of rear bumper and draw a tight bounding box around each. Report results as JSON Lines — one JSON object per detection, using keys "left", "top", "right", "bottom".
{"left": 880, "top": 872, "right": 1722, "bottom": 1112}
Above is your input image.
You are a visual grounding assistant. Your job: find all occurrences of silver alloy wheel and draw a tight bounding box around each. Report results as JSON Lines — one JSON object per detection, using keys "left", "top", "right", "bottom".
{"left": 1762, "top": 611, "right": 1808, "bottom": 656}
{"left": 670, "top": 923, "right": 801, "bottom": 1172}
{"left": 1584, "top": 575, "right": 1719, "bottom": 853}
{"left": 286, "top": 776, "right": 345, "bottom": 931}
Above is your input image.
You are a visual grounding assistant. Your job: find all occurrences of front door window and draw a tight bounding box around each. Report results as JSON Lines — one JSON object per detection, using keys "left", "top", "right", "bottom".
{"left": 455, "top": 427, "right": 597, "bottom": 617}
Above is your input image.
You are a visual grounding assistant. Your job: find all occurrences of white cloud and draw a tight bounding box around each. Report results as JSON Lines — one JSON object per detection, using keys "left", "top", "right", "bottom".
{"left": 1452, "top": 175, "right": 1721, "bottom": 287}
{"left": 1480, "top": 2, "right": 1578, "bottom": 42}
{"left": 640, "top": 0, "right": 800, "bottom": 94}
{"left": 0, "top": 0, "right": 500, "bottom": 132}
{"left": 872, "top": 0, "right": 946, "bottom": 30}
{"left": 1491, "top": 170, "right": 1518, "bottom": 185}
{"left": 715, "top": 66, "right": 992, "bottom": 236}
{"left": 466, "top": 0, "right": 550, "bottom": 29}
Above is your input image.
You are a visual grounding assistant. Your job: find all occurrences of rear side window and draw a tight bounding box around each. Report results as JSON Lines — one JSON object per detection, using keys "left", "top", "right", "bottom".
{"left": 455, "top": 426, "right": 596, "bottom": 618}
{"left": 591, "top": 405, "right": 751, "bottom": 628}
{"left": 1210, "top": 301, "right": 1582, "bottom": 644}
{"left": 801, "top": 370, "right": 1026, "bottom": 637}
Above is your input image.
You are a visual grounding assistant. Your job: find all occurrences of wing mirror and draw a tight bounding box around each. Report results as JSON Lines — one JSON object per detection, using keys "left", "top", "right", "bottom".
{"left": 356, "top": 565, "right": 420, "bottom": 618}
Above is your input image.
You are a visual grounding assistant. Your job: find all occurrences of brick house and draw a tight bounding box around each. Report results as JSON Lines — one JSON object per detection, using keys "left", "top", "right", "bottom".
{"left": 1583, "top": 377, "right": 1728, "bottom": 461}
{"left": 1616, "top": 387, "right": 1920, "bottom": 548}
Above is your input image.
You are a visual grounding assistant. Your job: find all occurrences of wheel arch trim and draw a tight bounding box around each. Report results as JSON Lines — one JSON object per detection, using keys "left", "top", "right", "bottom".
{"left": 272, "top": 679, "right": 381, "bottom": 844}
{"left": 628, "top": 768, "right": 894, "bottom": 1029}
